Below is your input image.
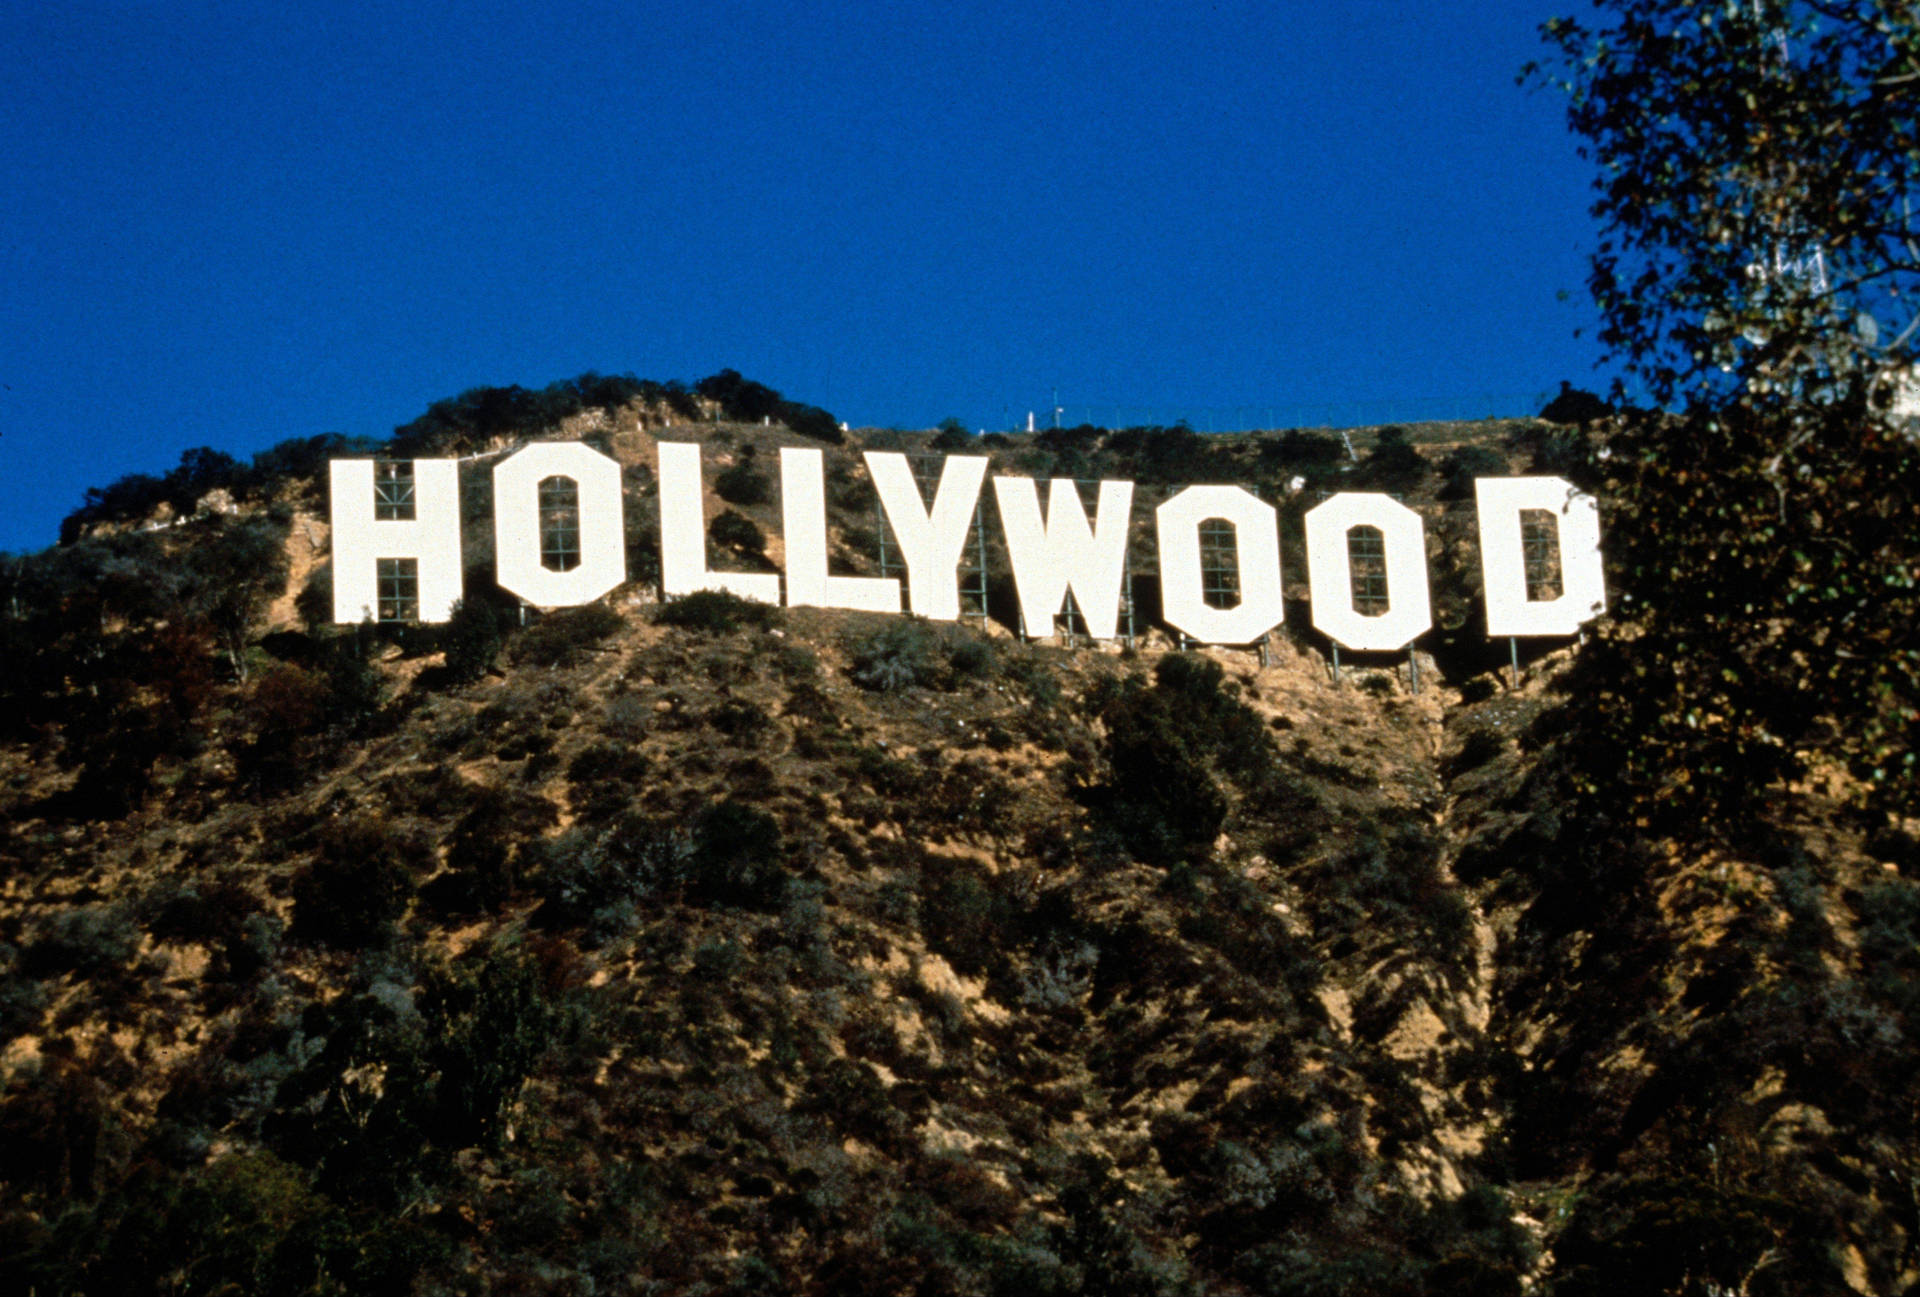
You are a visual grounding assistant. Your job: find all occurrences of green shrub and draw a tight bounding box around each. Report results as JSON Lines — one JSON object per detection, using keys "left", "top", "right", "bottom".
{"left": 1353, "top": 426, "right": 1428, "bottom": 490}
{"left": 849, "top": 619, "right": 994, "bottom": 692}
{"left": 776, "top": 644, "right": 820, "bottom": 679}
{"left": 473, "top": 688, "right": 565, "bottom": 761}
{"left": 1152, "top": 654, "right": 1270, "bottom": 780}
{"left": 709, "top": 699, "right": 772, "bottom": 740}
{"left": 779, "top": 401, "right": 844, "bottom": 443}
{"left": 693, "top": 368, "right": 844, "bottom": 442}
{"left": 1103, "top": 423, "right": 1211, "bottom": 482}
{"left": 1090, "top": 654, "right": 1274, "bottom": 864}
{"left": 529, "top": 827, "right": 661, "bottom": 936}
{"left": 919, "top": 866, "right": 1018, "bottom": 977}
{"left": 440, "top": 595, "right": 505, "bottom": 683}
{"left": 1437, "top": 446, "right": 1509, "bottom": 501}
{"left": 948, "top": 635, "right": 997, "bottom": 681}
{"left": 0, "top": 974, "right": 47, "bottom": 1040}
{"left": 708, "top": 509, "right": 767, "bottom": 558}
{"left": 1539, "top": 382, "right": 1610, "bottom": 425}
{"left": 851, "top": 621, "right": 934, "bottom": 691}
{"left": 1262, "top": 429, "right": 1345, "bottom": 467}
{"left": 714, "top": 460, "right": 773, "bottom": 506}
{"left": 0, "top": 1058, "right": 111, "bottom": 1199}
{"left": 1505, "top": 420, "right": 1600, "bottom": 486}
{"left": 1548, "top": 1175, "right": 1818, "bottom": 1296}
{"left": 428, "top": 786, "right": 559, "bottom": 913}
{"left": 1446, "top": 727, "right": 1507, "bottom": 777}
{"left": 293, "top": 558, "right": 333, "bottom": 628}
{"left": 289, "top": 818, "right": 427, "bottom": 948}
{"left": 566, "top": 740, "right": 651, "bottom": 821}
{"left": 319, "top": 630, "right": 386, "bottom": 733}
{"left": 510, "top": 603, "right": 624, "bottom": 668}
{"left": 21, "top": 905, "right": 141, "bottom": 977}
{"left": 932, "top": 418, "right": 974, "bottom": 450}
{"left": 696, "top": 367, "right": 781, "bottom": 421}
{"left": 653, "top": 588, "right": 781, "bottom": 633}
{"left": 58, "top": 446, "right": 249, "bottom": 541}
{"left": 686, "top": 799, "right": 787, "bottom": 909}
{"left": 250, "top": 430, "right": 381, "bottom": 490}
{"left": 417, "top": 946, "right": 556, "bottom": 1151}
{"left": 389, "top": 372, "right": 685, "bottom": 456}
{"left": 528, "top": 802, "right": 783, "bottom": 926}
{"left": 690, "top": 935, "right": 747, "bottom": 981}
{"left": 143, "top": 872, "right": 264, "bottom": 951}
{"left": 801, "top": 1057, "right": 903, "bottom": 1147}
{"left": 1856, "top": 878, "right": 1920, "bottom": 1018}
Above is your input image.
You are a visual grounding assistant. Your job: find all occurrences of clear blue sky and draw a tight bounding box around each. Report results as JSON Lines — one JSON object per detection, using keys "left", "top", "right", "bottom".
{"left": 2, "top": 0, "right": 1608, "bottom": 554}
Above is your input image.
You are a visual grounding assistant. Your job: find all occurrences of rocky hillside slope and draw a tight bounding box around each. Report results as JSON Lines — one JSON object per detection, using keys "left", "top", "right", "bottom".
{"left": 1, "top": 382, "right": 1914, "bottom": 1296}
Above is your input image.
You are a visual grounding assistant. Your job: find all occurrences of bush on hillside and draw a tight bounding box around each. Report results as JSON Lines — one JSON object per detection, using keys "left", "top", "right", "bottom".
{"left": 428, "top": 786, "right": 560, "bottom": 914}
{"left": 1104, "top": 423, "right": 1213, "bottom": 482}
{"left": 1438, "top": 445, "right": 1510, "bottom": 500}
{"left": 1548, "top": 1175, "right": 1818, "bottom": 1295}
{"left": 289, "top": 818, "right": 429, "bottom": 949}
{"left": 685, "top": 799, "right": 788, "bottom": 910}
{"left": 389, "top": 372, "right": 697, "bottom": 457}
{"left": 21, "top": 905, "right": 142, "bottom": 978}
{"left": 713, "top": 459, "right": 773, "bottom": 506}
{"left": 441, "top": 596, "right": 506, "bottom": 683}
{"left": 652, "top": 588, "right": 781, "bottom": 634}
{"left": 1261, "top": 429, "right": 1346, "bottom": 468}
{"left": 708, "top": 509, "right": 767, "bottom": 559}
{"left": 58, "top": 446, "right": 251, "bottom": 542}
{"left": 695, "top": 368, "right": 843, "bottom": 443}
{"left": 416, "top": 948, "right": 557, "bottom": 1151}
{"left": 848, "top": 619, "right": 996, "bottom": 693}
{"left": 510, "top": 604, "right": 624, "bottom": 668}
{"left": 1089, "top": 654, "right": 1274, "bottom": 865}
{"left": 932, "top": 418, "right": 974, "bottom": 451}
{"left": 0, "top": 976, "right": 47, "bottom": 1042}
{"left": 1352, "top": 426, "right": 1429, "bottom": 491}
{"left": 777, "top": 401, "right": 844, "bottom": 444}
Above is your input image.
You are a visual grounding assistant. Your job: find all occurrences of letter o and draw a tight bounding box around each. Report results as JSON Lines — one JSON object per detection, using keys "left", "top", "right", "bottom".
{"left": 1156, "top": 485, "right": 1285, "bottom": 645}
{"left": 1304, "top": 493, "right": 1431, "bottom": 651}
{"left": 495, "top": 442, "right": 627, "bottom": 606}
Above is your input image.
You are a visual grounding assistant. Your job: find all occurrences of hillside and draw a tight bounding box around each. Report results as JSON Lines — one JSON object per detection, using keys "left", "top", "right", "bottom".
{"left": 1, "top": 382, "right": 1915, "bottom": 1296}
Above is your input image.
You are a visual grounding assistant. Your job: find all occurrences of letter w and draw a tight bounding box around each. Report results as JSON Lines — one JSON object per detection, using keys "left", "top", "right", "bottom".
{"left": 992, "top": 476, "right": 1133, "bottom": 639}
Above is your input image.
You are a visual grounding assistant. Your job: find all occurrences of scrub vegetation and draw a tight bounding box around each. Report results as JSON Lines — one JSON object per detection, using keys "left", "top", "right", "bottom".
{"left": 1, "top": 365, "right": 1912, "bottom": 1295}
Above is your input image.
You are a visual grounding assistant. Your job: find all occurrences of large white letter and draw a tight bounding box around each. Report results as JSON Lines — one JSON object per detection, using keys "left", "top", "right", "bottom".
{"left": 995, "top": 476, "right": 1135, "bottom": 640}
{"left": 865, "top": 452, "right": 989, "bottom": 620}
{"left": 781, "top": 448, "right": 899, "bottom": 612}
{"left": 1304, "top": 493, "right": 1431, "bottom": 651}
{"left": 494, "top": 442, "right": 626, "bottom": 607}
{"left": 657, "top": 442, "right": 781, "bottom": 604}
{"left": 329, "top": 458, "right": 463, "bottom": 623}
{"left": 1155, "top": 485, "right": 1283, "bottom": 645}
{"left": 1475, "top": 476, "right": 1606, "bottom": 636}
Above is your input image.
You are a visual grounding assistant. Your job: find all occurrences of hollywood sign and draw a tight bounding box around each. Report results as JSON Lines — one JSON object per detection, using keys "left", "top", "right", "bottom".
{"left": 329, "top": 442, "right": 1605, "bottom": 650}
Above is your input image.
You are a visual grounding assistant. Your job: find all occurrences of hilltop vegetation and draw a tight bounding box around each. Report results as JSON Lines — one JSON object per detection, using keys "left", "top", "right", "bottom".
{"left": 0, "top": 377, "right": 1915, "bottom": 1294}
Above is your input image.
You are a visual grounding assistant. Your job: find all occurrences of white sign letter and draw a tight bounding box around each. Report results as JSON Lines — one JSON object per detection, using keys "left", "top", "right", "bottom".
{"left": 1155, "top": 485, "right": 1284, "bottom": 645}
{"left": 1475, "top": 476, "right": 1606, "bottom": 636}
{"left": 865, "top": 452, "right": 989, "bottom": 620}
{"left": 1304, "top": 493, "right": 1431, "bottom": 651}
{"left": 494, "top": 442, "right": 626, "bottom": 607}
{"left": 781, "top": 448, "right": 899, "bottom": 613}
{"left": 329, "top": 459, "right": 463, "bottom": 623}
{"left": 994, "top": 476, "right": 1135, "bottom": 640}
{"left": 657, "top": 442, "right": 781, "bottom": 604}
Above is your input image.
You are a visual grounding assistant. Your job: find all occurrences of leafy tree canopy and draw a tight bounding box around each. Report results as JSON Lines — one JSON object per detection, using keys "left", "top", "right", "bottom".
{"left": 1531, "top": 0, "right": 1920, "bottom": 408}
{"left": 1534, "top": 1, "right": 1920, "bottom": 825}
